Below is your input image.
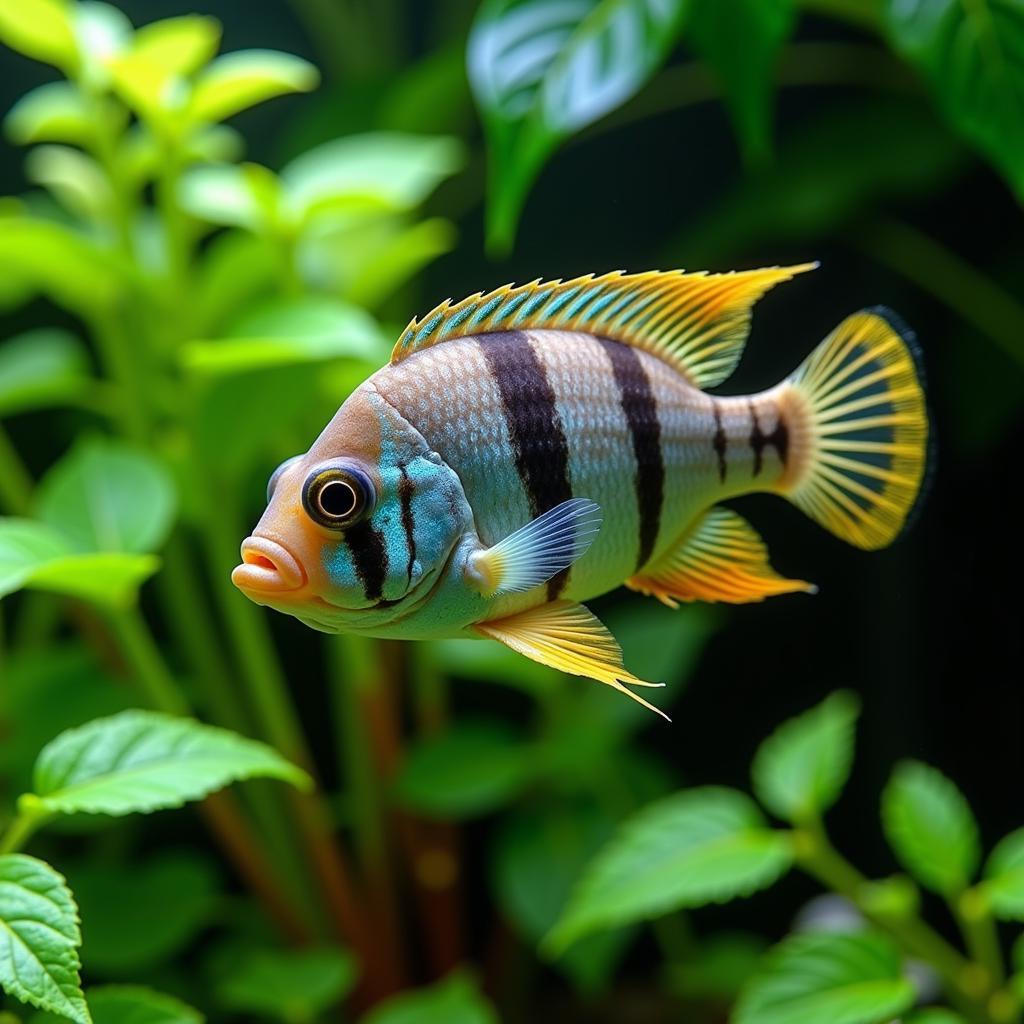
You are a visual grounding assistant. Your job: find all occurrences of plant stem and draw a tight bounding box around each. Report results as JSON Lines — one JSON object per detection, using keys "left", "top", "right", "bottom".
{"left": 0, "top": 797, "right": 50, "bottom": 855}
{"left": 957, "top": 888, "right": 1006, "bottom": 989}
{"left": 105, "top": 606, "right": 190, "bottom": 715}
{"left": 0, "top": 423, "right": 32, "bottom": 515}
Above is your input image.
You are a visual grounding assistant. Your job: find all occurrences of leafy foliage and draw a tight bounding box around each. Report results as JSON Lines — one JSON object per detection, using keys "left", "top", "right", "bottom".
{"left": 734, "top": 930, "right": 917, "bottom": 1024}
{"left": 981, "top": 827, "right": 1024, "bottom": 920}
{"left": 881, "top": 760, "right": 981, "bottom": 896}
{"left": 31, "top": 710, "right": 311, "bottom": 816}
{"left": 0, "top": 854, "right": 88, "bottom": 1024}
{"left": 360, "top": 973, "right": 498, "bottom": 1024}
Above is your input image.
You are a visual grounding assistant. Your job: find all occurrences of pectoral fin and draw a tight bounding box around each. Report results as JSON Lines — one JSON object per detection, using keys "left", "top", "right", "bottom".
{"left": 474, "top": 600, "right": 669, "bottom": 720}
{"left": 466, "top": 498, "right": 602, "bottom": 597}
{"left": 627, "top": 506, "right": 815, "bottom": 607}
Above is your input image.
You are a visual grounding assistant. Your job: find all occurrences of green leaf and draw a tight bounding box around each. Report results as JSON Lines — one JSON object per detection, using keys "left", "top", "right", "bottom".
{"left": 885, "top": 0, "right": 1024, "bottom": 202}
{"left": 981, "top": 827, "right": 1024, "bottom": 920}
{"left": 468, "top": 0, "right": 686, "bottom": 251}
{"left": 26, "top": 552, "right": 160, "bottom": 609}
{"left": 751, "top": 691, "right": 860, "bottom": 823}
{"left": 0, "top": 330, "right": 89, "bottom": 417}
{"left": 0, "top": 0, "right": 77, "bottom": 70}
{"left": 670, "top": 931, "right": 768, "bottom": 1001}
{"left": 881, "top": 760, "right": 980, "bottom": 896}
{"left": 31, "top": 709, "right": 311, "bottom": 816}
{"left": 360, "top": 973, "right": 498, "bottom": 1024}
{"left": 212, "top": 946, "right": 356, "bottom": 1020}
{"left": 190, "top": 50, "right": 319, "bottom": 124}
{"left": 177, "top": 163, "right": 281, "bottom": 233}
{"left": 281, "top": 132, "right": 464, "bottom": 219}
{"left": 66, "top": 853, "right": 218, "bottom": 973}
{"left": 71, "top": 2, "right": 133, "bottom": 91}
{"left": 36, "top": 437, "right": 177, "bottom": 555}
{"left": 0, "top": 853, "right": 89, "bottom": 1024}
{"left": 394, "top": 720, "right": 536, "bottom": 819}
{"left": 4, "top": 83, "right": 92, "bottom": 146}
{"left": 492, "top": 800, "right": 634, "bottom": 992}
{"left": 686, "top": 0, "right": 796, "bottom": 161}
{"left": 0, "top": 519, "right": 74, "bottom": 596}
{"left": 182, "top": 296, "right": 387, "bottom": 378}
{"left": 546, "top": 787, "right": 793, "bottom": 952}
{"left": 26, "top": 146, "right": 112, "bottom": 222}
{"left": 905, "top": 1010, "right": 968, "bottom": 1024}
{"left": 86, "top": 985, "right": 203, "bottom": 1024}
{"left": 734, "top": 930, "right": 916, "bottom": 1024}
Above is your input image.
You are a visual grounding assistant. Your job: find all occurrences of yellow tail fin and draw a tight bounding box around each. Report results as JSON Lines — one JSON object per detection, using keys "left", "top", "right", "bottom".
{"left": 777, "top": 307, "right": 929, "bottom": 550}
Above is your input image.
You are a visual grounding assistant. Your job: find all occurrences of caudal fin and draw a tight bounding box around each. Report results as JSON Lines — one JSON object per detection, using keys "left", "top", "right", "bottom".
{"left": 777, "top": 307, "right": 929, "bottom": 550}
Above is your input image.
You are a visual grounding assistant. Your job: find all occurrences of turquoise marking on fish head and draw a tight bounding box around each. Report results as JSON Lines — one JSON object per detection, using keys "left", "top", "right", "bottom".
{"left": 232, "top": 384, "right": 472, "bottom": 635}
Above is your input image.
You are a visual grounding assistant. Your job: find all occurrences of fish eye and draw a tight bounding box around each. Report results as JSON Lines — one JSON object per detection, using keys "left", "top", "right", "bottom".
{"left": 302, "top": 462, "right": 376, "bottom": 529}
{"left": 266, "top": 455, "right": 302, "bottom": 503}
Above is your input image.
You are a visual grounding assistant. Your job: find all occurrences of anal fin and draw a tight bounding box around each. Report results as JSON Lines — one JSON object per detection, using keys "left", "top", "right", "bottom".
{"left": 626, "top": 506, "right": 815, "bottom": 607}
{"left": 474, "top": 600, "right": 669, "bottom": 720}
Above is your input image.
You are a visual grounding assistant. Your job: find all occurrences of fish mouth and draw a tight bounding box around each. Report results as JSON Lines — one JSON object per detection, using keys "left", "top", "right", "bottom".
{"left": 232, "top": 536, "right": 307, "bottom": 594}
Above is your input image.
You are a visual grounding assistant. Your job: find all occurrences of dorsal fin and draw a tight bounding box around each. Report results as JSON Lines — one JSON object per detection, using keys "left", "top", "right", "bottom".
{"left": 391, "top": 265, "right": 817, "bottom": 389}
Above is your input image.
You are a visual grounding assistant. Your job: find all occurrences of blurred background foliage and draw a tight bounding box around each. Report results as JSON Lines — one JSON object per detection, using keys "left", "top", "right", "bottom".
{"left": 0, "top": 0, "right": 1021, "bottom": 1022}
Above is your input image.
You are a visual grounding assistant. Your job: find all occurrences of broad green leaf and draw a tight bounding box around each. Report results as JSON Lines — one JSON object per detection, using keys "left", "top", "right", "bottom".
{"left": 0, "top": 0, "right": 77, "bottom": 70}
{"left": 182, "top": 296, "right": 387, "bottom": 377}
{"left": 4, "top": 83, "right": 92, "bottom": 146}
{"left": 360, "top": 973, "right": 498, "bottom": 1024}
{"left": 394, "top": 720, "right": 536, "bottom": 818}
{"left": 0, "top": 519, "right": 72, "bottom": 597}
{"left": 27, "top": 552, "right": 160, "bottom": 609}
{"left": 492, "top": 800, "right": 635, "bottom": 992}
{"left": 752, "top": 691, "right": 860, "bottom": 823}
{"left": 86, "top": 985, "right": 203, "bottom": 1024}
{"left": 190, "top": 50, "right": 319, "bottom": 124}
{"left": 734, "top": 930, "right": 916, "bottom": 1024}
{"left": 885, "top": 0, "right": 1024, "bottom": 202}
{"left": 32, "top": 709, "right": 311, "bottom": 816}
{"left": 66, "top": 853, "right": 218, "bottom": 973}
{"left": 0, "top": 853, "right": 88, "bottom": 1024}
{"left": 192, "top": 230, "right": 279, "bottom": 334}
{"left": 33, "top": 986, "right": 204, "bottom": 1024}
{"left": 0, "top": 330, "right": 89, "bottom": 417}
{"left": 212, "top": 946, "right": 356, "bottom": 1020}
{"left": 981, "top": 827, "right": 1024, "bottom": 919}
{"left": 468, "top": 0, "right": 687, "bottom": 251}
{"left": 36, "top": 438, "right": 177, "bottom": 554}
{"left": 25, "top": 145, "right": 112, "bottom": 222}
{"left": 281, "top": 132, "right": 464, "bottom": 218}
{"left": 546, "top": 787, "right": 793, "bottom": 952}
{"left": 125, "top": 14, "right": 219, "bottom": 76}
{"left": 686, "top": 0, "right": 796, "bottom": 161}
{"left": 881, "top": 760, "right": 980, "bottom": 896}
{"left": 0, "top": 219, "right": 123, "bottom": 316}
{"left": 177, "top": 163, "right": 281, "bottom": 233}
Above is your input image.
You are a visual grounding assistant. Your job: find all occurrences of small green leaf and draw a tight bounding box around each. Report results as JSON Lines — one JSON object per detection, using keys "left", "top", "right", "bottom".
{"left": 0, "top": 330, "right": 89, "bottom": 417}
{"left": 177, "top": 163, "right": 279, "bottom": 233}
{"left": 190, "top": 50, "right": 319, "bottom": 124}
{"left": 66, "top": 853, "right": 218, "bottom": 973}
{"left": 36, "top": 437, "right": 177, "bottom": 555}
{"left": 26, "top": 145, "right": 112, "bottom": 222}
{"left": 752, "top": 691, "right": 860, "bottom": 823}
{"left": 26, "top": 552, "right": 160, "bottom": 609}
{"left": 468, "top": 0, "right": 686, "bottom": 251}
{"left": 360, "top": 972, "right": 498, "bottom": 1024}
{"left": 492, "top": 800, "right": 634, "bottom": 992}
{"left": 981, "top": 827, "right": 1024, "bottom": 920}
{"left": 212, "top": 946, "right": 356, "bottom": 1020}
{"left": 281, "top": 132, "right": 464, "bottom": 219}
{"left": 4, "top": 83, "right": 92, "bottom": 146}
{"left": 0, "top": 853, "right": 89, "bottom": 1024}
{"left": 0, "top": 519, "right": 70, "bottom": 597}
{"left": 0, "top": 0, "right": 77, "bottom": 70}
{"left": 394, "top": 720, "right": 536, "bottom": 819}
{"left": 546, "top": 788, "right": 793, "bottom": 952}
{"left": 686, "top": 0, "right": 796, "bottom": 161}
{"left": 86, "top": 985, "right": 203, "bottom": 1024}
{"left": 71, "top": 2, "right": 133, "bottom": 91}
{"left": 126, "top": 14, "right": 220, "bottom": 77}
{"left": 32, "top": 709, "right": 311, "bottom": 816}
{"left": 885, "top": 0, "right": 1024, "bottom": 202}
{"left": 881, "top": 760, "right": 980, "bottom": 896}
{"left": 734, "top": 929, "right": 916, "bottom": 1024}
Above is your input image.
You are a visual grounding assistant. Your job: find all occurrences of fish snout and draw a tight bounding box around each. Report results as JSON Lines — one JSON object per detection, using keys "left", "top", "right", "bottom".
{"left": 232, "top": 536, "right": 307, "bottom": 593}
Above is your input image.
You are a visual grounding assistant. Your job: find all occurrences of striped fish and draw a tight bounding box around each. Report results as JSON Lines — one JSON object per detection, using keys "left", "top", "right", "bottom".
{"left": 232, "top": 267, "right": 929, "bottom": 718}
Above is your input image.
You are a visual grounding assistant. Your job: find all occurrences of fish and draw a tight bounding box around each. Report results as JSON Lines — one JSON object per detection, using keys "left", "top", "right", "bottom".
{"left": 231, "top": 267, "right": 929, "bottom": 718}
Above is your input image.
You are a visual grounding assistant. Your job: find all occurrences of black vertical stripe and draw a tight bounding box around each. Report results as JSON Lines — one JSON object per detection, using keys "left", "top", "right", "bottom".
{"left": 598, "top": 338, "right": 664, "bottom": 570}
{"left": 748, "top": 399, "right": 789, "bottom": 477}
{"left": 345, "top": 520, "right": 387, "bottom": 602}
{"left": 398, "top": 465, "right": 416, "bottom": 587}
{"left": 712, "top": 401, "right": 728, "bottom": 483}
{"left": 478, "top": 331, "right": 574, "bottom": 600}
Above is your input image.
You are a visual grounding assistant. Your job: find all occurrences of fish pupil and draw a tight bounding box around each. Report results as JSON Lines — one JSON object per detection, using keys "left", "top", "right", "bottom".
{"left": 319, "top": 479, "right": 358, "bottom": 518}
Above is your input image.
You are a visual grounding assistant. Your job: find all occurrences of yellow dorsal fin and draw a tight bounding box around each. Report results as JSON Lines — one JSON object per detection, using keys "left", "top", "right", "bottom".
{"left": 474, "top": 600, "right": 669, "bottom": 720}
{"left": 626, "top": 506, "right": 816, "bottom": 607}
{"left": 391, "top": 265, "right": 817, "bottom": 389}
